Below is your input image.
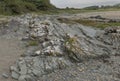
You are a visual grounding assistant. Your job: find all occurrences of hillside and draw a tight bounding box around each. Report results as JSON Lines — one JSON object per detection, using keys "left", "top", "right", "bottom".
{"left": 0, "top": 0, "right": 56, "bottom": 15}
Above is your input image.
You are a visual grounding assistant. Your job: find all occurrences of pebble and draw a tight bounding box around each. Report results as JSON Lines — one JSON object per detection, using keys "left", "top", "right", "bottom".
{"left": 35, "top": 50, "right": 41, "bottom": 55}
{"left": 2, "top": 73, "right": 9, "bottom": 78}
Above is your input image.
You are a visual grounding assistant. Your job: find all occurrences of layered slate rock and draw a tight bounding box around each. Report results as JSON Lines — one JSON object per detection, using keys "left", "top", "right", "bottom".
{"left": 5, "top": 14, "right": 119, "bottom": 81}
{"left": 96, "top": 26, "right": 120, "bottom": 54}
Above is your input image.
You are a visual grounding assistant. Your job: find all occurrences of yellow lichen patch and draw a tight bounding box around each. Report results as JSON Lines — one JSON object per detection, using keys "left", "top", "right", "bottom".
{"left": 64, "top": 35, "right": 84, "bottom": 55}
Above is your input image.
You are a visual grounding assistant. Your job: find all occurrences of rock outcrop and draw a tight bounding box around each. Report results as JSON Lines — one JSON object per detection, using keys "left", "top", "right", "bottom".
{"left": 96, "top": 26, "right": 120, "bottom": 54}
{"left": 0, "top": 14, "right": 119, "bottom": 81}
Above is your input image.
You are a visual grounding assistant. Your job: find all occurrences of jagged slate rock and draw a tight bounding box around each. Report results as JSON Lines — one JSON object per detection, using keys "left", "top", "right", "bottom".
{"left": 19, "top": 57, "right": 24, "bottom": 61}
{"left": 32, "top": 69, "right": 43, "bottom": 77}
{"left": 18, "top": 75, "right": 36, "bottom": 81}
{"left": 11, "top": 71, "right": 20, "bottom": 80}
{"left": 27, "top": 69, "right": 32, "bottom": 74}
{"left": 18, "top": 60, "right": 27, "bottom": 75}
{"left": 42, "top": 41, "right": 51, "bottom": 48}
{"left": 21, "top": 36, "right": 29, "bottom": 41}
{"left": 54, "top": 45, "right": 63, "bottom": 55}
{"left": 44, "top": 59, "right": 54, "bottom": 73}
{"left": 25, "top": 56, "right": 70, "bottom": 76}
{"left": 2, "top": 73, "right": 9, "bottom": 78}
{"left": 33, "top": 57, "right": 40, "bottom": 67}
{"left": 27, "top": 57, "right": 44, "bottom": 76}
{"left": 104, "top": 26, "right": 120, "bottom": 34}
{"left": 89, "top": 15, "right": 103, "bottom": 19}
{"left": 56, "top": 58, "right": 70, "bottom": 69}
{"left": 10, "top": 66, "right": 18, "bottom": 72}
{"left": 35, "top": 50, "right": 41, "bottom": 55}
{"left": 98, "top": 26, "right": 120, "bottom": 46}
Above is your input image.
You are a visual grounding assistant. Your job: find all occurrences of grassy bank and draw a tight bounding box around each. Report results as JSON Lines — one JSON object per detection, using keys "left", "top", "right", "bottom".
{"left": 58, "top": 18, "right": 120, "bottom": 29}
{"left": 0, "top": 0, "right": 56, "bottom": 15}
{"left": 74, "top": 19, "right": 120, "bottom": 29}
{"left": 0, "top": 0, "right": 120, "bottom": 16}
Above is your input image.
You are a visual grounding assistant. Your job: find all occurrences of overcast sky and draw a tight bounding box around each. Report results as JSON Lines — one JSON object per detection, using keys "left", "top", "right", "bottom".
{"left": 50, "top": 0, "right": 120, "bottom": 8}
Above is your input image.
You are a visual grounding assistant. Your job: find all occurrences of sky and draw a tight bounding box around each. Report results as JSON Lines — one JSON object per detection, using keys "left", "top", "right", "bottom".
{"left": 50, "top": 0, "right": 120, "bottom": 8}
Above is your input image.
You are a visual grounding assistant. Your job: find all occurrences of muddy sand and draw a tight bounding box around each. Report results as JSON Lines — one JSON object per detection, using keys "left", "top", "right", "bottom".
{"left": 0, "top": 38, "right": 24, "bottom": 81}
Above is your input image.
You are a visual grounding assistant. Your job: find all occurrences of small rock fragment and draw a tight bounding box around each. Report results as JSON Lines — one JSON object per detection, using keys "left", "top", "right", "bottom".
{"left": 11, "top": 71, "right": 19, "bottom": 80}
{"left": 35, "top": 50, "right": 41, "bottom": 55}
{"left": 2, "top": 73, "right": 9, "bottom": 78}
{"left": 18, "top": 75, "right": 36, "bottom": 81}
